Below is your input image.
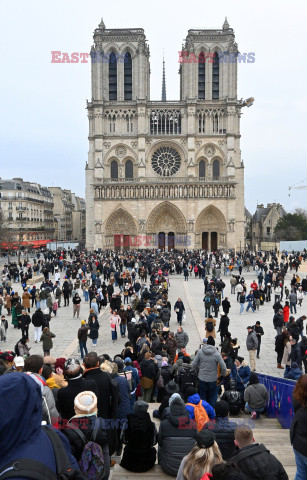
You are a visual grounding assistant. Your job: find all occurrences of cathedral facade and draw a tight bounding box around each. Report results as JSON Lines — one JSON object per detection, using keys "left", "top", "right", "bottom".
{"left": 86, "top": 19, "right": 245, "bottom": 251}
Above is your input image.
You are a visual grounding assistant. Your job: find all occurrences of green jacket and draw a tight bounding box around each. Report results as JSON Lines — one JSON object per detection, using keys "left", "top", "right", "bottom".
{"left": 40, "top": 331, "right": 55, "bottom": 351}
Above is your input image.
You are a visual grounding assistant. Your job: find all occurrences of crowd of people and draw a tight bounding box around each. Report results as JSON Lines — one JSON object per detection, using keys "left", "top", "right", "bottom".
{"left": 0, "top": 247, "right": 306, "bottom": 480}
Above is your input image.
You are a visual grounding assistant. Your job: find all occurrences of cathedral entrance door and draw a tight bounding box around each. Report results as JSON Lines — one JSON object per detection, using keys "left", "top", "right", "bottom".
{"left": 123, "top": 235, "right": 130, "bottom": 250}
{"left": 211, "top": 232, "right": 218, "bottom": 251}
{"left": 158, "top": 232, "right": 165, "bottom": 251}
{"left": 202, "top": 232, "right": 208, "bottom": 250}
{"left": 167, "top": 232, "right": 175, "bottom": 251}
{"left": 114, "top": 234, "right": 121, "bottom": 252}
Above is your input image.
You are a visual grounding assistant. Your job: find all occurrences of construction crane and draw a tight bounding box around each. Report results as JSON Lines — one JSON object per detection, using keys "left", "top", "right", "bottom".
{"left": 288, "top": 180, "right": 307, "bottom": 196}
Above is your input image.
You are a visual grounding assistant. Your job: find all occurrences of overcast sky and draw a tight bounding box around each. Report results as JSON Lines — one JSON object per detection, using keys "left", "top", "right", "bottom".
{"left": 0, "top": 0, "right": 306, "bottom": 214}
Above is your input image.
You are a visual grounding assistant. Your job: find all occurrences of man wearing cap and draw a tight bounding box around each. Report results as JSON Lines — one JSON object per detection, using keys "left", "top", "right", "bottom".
{"left": 124, "top": 357, "right": 139, "bottom": 407}
{"left": 246, "top": 326, "right": 258, "bottom": 372}
{"left": 3, "top": 355, "right": 25, "bottom": 374}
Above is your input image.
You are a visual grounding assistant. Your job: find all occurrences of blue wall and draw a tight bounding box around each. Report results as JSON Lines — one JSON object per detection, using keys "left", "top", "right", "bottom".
{"left": 258, "top": 373, "right": 296, "bottom": 429}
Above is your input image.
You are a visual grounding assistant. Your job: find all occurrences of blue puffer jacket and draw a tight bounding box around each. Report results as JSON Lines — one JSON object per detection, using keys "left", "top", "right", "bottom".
{"left": 185, "top": 393, "right": 216, "bottom": 420}
{"left": 114, "top": 374, "right": 133, "bottom": 419}
{"left": 231, "top": 365, "right": 251, "bottom": 392}
{"left": 0, "top": 373, "right": 79, "bottom": 480}
{"left": 285, "top": 367, "right": 303, "bottom": 381}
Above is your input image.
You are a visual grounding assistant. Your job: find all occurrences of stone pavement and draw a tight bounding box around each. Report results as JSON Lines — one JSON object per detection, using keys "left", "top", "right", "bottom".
{"left": 1, "top": 257, "right": 306, "bottom": 380}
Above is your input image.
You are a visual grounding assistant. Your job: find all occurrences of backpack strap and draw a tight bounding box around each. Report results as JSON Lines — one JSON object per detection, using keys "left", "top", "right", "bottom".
{"left": 0, "top": 459, "right": 57, "bottom": 480}
{"left": 42, "top": 426, "right": 75, "bottom": 479}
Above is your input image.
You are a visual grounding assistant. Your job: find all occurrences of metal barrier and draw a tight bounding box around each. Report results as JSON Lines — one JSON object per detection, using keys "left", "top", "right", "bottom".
{"left": 258, "top": 373, "right": 296, "bottom": 429}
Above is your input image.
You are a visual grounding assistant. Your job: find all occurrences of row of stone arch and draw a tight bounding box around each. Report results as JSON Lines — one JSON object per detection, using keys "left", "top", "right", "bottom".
{"left": 101, "top": 201, "right": 227, "bottom": 236}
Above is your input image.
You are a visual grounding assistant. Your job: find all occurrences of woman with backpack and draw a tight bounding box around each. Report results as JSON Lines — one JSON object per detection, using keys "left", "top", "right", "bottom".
{"left": 64, "top": 390, "right": 110, "bottom": 480}
{"left": 205, "top": 315, "right": 216, "bottom": 339}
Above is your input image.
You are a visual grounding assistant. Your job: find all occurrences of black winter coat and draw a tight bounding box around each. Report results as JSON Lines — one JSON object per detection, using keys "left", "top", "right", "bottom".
{"left": 290, "top": 396, "right": 307, "bottom": 457}
{"left": 32, "top": 310, "right": 44, "bottom": 327}
{"left": 88, "top": 318, "right": 99, "bottom": 340}
{"left": 120, "top": 412, "right": 156, "bottom": 472}
{"left": 83, "top": 368, "right": 114, "bottom": 420}
{"left": 205, "top": 417, "right": 237, "bottom": 460}
{"left": 219, "top": 315, "right": 230, "bottom": 335}
{"left": 231, "top": 443, "right": 288, "bottom": 480}
{"left": 158, "top": 413, "right": 197, "bottom": 477}
{"left": 56, "top": 376, "right": 98, "bottom": 421}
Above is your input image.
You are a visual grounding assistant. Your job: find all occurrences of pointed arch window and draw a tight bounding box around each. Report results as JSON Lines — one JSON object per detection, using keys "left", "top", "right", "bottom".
{"left": 199, "top": 160, "right": 206, "bottom": 178}
{"left": 125, "top": 160, "right": 133, "bottom": 179}
{"left": 213, "top": 159, "right": 220, "bottom": 179}
{"left": 212, "top": 52, "right": 219, "bottom": 99}
{"left": 198, "top": 52, "right": 206, "bottom": 99}
{"left": 111, "top": 160, "right": 118, "bottom": 179}
{"left": 124, "top": 52, "right": 132, "bottom": 100}
{"left": 109, "top": 52, "right": 117, "bottom": 101}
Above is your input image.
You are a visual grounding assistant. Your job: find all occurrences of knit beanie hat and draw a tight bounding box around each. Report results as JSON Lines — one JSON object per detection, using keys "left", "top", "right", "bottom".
{"left": 74, "top": 391, "right": 97, "bottom": 415}
{"left": 133, "top": 400, "right": 149, "bottom": 414}
{"left": 196, "top": 430, "right": 215, "bottom": 449}
{"left": 214, "top": 400, "right": 230, "bottom": 418}
{"left": 169, "top": 395, "right": 186, "bottom": 416}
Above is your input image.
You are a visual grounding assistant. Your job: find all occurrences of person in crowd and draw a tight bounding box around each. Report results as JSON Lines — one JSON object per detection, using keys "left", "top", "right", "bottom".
{"left": 176, "top": 430, "right": 223, "bottom": 480}
{"left": 298, "top": 336, "right": 307, "bottom": 373}
{"left": 40, "top": 327, "right": 56, "bottom": 357}
{"left": 244, "top": 372, "right": 268, "bottom": 419}
{"left": 185, "top": 386, "right": 216, "bottom": 430}
{"left": 109, "top": 310, "right": 121, "bottom": 344}
{"left": 275, "top": 330, "right": 290, "bottom": 370}
{"left": 205, "top": 315, "right": 217, "bottom": 339}
{"left": 246, "top": 326, "right": 258, "bottom": 372}
{"left": 32, "top": 307, "right": 44, "bottom": 343}
{"left": 177, "top": 356, "right": 198, "bottom": 400}
{"left": 204, "top": 400, "right": 237, "bottom": 460}
{"left": 120, "top": 400, "right": 157, "bottom": 472}
{"left": 140, "top": 352, "right": 158, "bottom": 402}
{"left": 42, "top": 363, "right": 59, "bottom": 400}
{"left": 18, "top": 309, "right": 31, "bottom": 339}
{"left": 232, "top": 426, "right": 289, "bottom": 479}
{"left": 72, "top": 292, "right": 82, "bottom": 318}
{"left": 232, "top": 357, "right": 251, "bottom": 395}
{"left": 88, "top": 314, "right": 99, "bottom": 347}
{"left": 0, "top": 315, "right": 8, "bottom": 342}
{"left": 16, "top": 337, "right": 30, "bottom": 357}
{"left": 77, "top": 320, "right": 89, "bottom": 359}
{"left": 175, "top": 326, "right": 189, "bottom": 352}
{"left": 285, "top": 362, "right": 303, "bottom": 381}
{"left": 253, "top": 321, "right": 264, "bottom": 359}
{"left": 192, "top": 336, "right": 227, "bottom": 407}
{"left": 158, "top": 395, "right": 198, "bottom": 477}
{"left": 24, "top": 355, "right": 59, "bottom": 424}
{"left": 273, "top": 309, "right": 285, "bottom": 336}
{"left": 0, "top": 374, "right": 80, "bottom": 479}
{"left": 282, "top": 335, "right": 292, "bottom": 375}
{"left": 217, "top": 313, "right": 229, "bottom": 345}
{"left": 63, "top": 390, "right": 110, "bottom": 480}
{"left": 290, "top": 374, "right": 307, "bottom": 480}
{"left": 83, "top": 352, "right": 115, "bottom": 420}
{"left": 56, "top": 358, "right": 98, "bottom": 422}
{"left": 174, "top": 298, "right": 185, "bottom": 326}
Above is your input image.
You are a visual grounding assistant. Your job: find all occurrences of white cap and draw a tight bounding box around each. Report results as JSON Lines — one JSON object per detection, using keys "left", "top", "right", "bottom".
{"left": 14, "top": 356, "right": 25, "bottom": 367}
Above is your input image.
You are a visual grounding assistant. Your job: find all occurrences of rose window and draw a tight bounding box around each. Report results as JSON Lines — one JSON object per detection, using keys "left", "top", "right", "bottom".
{"left": 151, "top": 146, "right": 181, "bottom": 177}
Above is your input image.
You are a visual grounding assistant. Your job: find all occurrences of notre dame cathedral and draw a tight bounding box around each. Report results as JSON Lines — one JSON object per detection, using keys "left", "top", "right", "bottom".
{"left": 85, "top": 18, "right": 245, "bottom": 251}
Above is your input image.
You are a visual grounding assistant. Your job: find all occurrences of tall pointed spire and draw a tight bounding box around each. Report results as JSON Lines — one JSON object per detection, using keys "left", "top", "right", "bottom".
{"left": 223, "top": 17, "right": 230, "bottom": 30}
{"left": 99, "top": 18, "right": 106, "bottom": 30}
{"left": 161, "top": 53, "right": 166, "bottom": 101}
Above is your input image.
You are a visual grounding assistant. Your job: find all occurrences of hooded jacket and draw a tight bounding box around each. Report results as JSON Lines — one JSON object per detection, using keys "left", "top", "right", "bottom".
{"left": 26, "top": 372, "right": 59, "bottom": 424}
{"left": 185, "top": 393, "right": 216, "bottom": 419}
{"left": 31, "top": 309, "right": 44, "bottom": 327}
{"left": 0, "top": 373, "right": 78, "bottom": 478}
{"left": 120, "top": 411, "right": 156, "bottom": 472}
{"left": 192, "top": 344, "right": 227, "bottom": 382}
{"left": 231, "top": 443, "right": 288, "bottom": 480}
{"left": 158, "top": 397, "right": 197, "bottom": 477}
